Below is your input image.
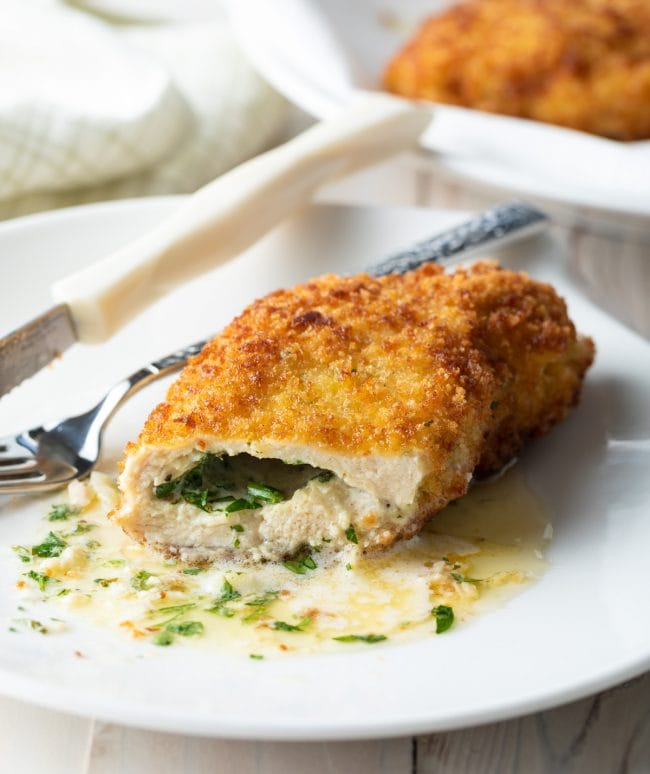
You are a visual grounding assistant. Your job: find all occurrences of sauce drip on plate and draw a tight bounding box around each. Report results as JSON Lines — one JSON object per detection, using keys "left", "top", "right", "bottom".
{"left": 12, "top": 467, "right": 550, "bottom": 657}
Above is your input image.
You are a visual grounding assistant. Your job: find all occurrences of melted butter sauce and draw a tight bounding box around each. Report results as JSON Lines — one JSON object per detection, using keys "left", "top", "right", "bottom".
{"left": 13, "top": 467, "right": 550, "bottom": 657}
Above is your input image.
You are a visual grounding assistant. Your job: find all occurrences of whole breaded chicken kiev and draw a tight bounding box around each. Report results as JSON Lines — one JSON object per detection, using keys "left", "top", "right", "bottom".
{"left": 383, "top": 0, "right": 650, "bottom": 141}
{"left": 114, "top": 261, "right": 594, "bottom": 563}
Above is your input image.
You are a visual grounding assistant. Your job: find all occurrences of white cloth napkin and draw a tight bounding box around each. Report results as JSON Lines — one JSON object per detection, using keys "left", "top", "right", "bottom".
{"left": 0, "top": 1, "right": 288, "bottom": 219}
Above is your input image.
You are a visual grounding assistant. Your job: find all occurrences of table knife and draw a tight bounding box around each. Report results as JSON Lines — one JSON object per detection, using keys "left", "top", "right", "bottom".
{"left": 0, "top": 96, "right": 430, "bottom": 398}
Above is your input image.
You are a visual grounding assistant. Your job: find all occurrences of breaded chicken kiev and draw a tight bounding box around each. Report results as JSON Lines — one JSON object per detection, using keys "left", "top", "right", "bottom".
{"left": 114, "top": 262, "right": 594, "bottom": 563}
{"left": 384, "top": 0, "right": 650, "bottom": 141}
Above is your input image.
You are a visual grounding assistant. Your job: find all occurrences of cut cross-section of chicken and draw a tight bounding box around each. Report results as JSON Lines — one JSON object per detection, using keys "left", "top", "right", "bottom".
{"left": 114, "top": 261, "right": 594, "bottom": 563}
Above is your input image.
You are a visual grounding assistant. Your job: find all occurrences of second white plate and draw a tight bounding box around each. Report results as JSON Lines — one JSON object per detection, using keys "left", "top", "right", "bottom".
{"left": 229, "top": 0, "right": 650, "bottom": 217}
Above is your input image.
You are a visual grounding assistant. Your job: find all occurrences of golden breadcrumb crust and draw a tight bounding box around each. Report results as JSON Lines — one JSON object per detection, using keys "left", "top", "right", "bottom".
{"left": 383, "top": 0, "right": 650, "bottom": 140}
{"left": 128, "top": 261, "right": 593, "bottom": 486}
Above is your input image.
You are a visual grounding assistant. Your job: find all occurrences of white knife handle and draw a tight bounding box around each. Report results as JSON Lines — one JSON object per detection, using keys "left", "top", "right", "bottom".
{"left": 52, "top": 95, "right": 430, "bottom": 343}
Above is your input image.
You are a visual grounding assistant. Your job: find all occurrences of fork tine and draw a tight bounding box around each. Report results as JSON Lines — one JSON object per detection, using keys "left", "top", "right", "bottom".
{"left": 0, "top": 476, "right": 51, "bottom": 494}
{"left": 0, "top": 339, "right": 203, "bottom": 495}
{"left": 0, "top": 451, "right": 79, "bottom": 492}
{"left": 0, "top": 456, "right": 39, "bottom": 469}
{"left": 0, "top": 433, "right": 39, "bottom": 477}
{"left": 0, "top": 456, "right": 41, "bottom": 473}
{"left": 0, "top": 467, "right": 44, "bottom": 483}
{"left": 0, "top": 435, "right": 46, "bottom": 490}
{"left": 0, "top": 436, "right": 36, "bottom": 461}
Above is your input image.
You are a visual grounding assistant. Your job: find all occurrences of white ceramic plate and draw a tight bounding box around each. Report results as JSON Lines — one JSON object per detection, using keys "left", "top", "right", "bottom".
{"left": 229, "top": 0, "right": 650, "bottom": 217}
{"left": 0, "top": 198, "right": 649, "bottom": 739}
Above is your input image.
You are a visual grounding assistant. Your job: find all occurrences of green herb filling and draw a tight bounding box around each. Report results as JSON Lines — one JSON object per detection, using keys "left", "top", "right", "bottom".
{"left": 432, "top": 605, "right": 454, "bottom": 634}
{"left": 333, "top": 634, "right": 387, "bottom": 644}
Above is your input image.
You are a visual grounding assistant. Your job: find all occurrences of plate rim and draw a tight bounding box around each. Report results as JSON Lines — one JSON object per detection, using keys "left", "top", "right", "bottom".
{"left": 0, "top": 650, "right": 647, "bottom": 741}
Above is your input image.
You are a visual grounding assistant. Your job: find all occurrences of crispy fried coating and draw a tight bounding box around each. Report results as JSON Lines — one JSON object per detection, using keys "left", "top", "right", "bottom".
{"left": 119, "top": 262, "right": 593, "bottom": 559}
{"left": 383, "top": 0, "right": 650, "bottom": 140}
{"left": 132, "top": 261, "right": 593, "bottom": 480}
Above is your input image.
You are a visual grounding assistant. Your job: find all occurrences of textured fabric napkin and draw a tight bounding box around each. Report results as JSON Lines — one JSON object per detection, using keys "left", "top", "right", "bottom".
{"left": 0, "top": 1, "right": 288, "bottom": 219}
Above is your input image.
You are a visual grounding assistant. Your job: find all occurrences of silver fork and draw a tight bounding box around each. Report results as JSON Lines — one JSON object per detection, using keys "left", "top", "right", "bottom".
{"left": 0, "top": 201, "right": 548, "bottom": 496}
{"left": 0, "top": 341, "right": 206, "bottom": 494}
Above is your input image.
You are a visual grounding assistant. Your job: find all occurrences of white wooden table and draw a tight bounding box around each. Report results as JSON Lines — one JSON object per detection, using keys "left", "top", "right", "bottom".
{"left": 1, "top": 159, "right": 648, "bottom": 774}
